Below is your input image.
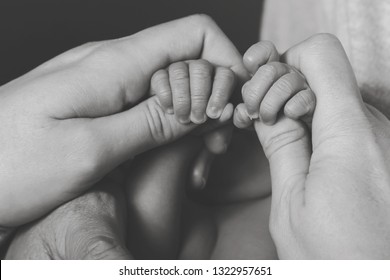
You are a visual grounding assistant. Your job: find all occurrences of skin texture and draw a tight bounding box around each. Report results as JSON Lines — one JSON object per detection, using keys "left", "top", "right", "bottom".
{"left": 3, "top": 37, "right": 317, "bottom": 260}
{"left": 6, "top": 135, "right": 277, "bottom": 260}
{"left": 0, "top": 14, "right": 248, "bottom": 228}
{"left": 152, "top": 60, "right": 237, "bottom": 123}
{"left": 151, "top": 59, "right": 238, "bottom": 189}
{"left": 6, "top": 170, "right": 131, "bottom": 259}
{"left": 252, "top": 34, "right": 390, "bottom": 259}
{"left": 4, "top": 32, "right": 390, "bottom": 259}
{"left": 234, "top": 41, "right": 315, "bottom": 129}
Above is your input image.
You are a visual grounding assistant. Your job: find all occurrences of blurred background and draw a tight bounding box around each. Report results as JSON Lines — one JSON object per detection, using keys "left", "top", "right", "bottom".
{"left": 0, "top": 0, "right": 263, "bottom": 85}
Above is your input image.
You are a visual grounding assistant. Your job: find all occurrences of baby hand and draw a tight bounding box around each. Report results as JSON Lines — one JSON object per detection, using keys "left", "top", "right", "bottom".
{"left": 234, "top": 41, "right": 316, "bottom": 128}
{"left": 150, "top": 59, "right": 236, "bottom": 125}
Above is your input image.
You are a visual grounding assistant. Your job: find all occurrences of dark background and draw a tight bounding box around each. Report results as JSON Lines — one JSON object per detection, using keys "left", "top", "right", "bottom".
{"left": 0, "top": 0, "right": 263, "bottom": 85}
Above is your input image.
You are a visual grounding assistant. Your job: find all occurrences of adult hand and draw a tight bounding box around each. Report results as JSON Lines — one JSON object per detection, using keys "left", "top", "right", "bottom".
{"left": 0, "top": 14, "right": 247, "bottom": 227}
{"left": 5, "top": 169, "right": 131, "bottom": 259}
{"left": 253, "top": 34, "right": 390, "bottom": 258}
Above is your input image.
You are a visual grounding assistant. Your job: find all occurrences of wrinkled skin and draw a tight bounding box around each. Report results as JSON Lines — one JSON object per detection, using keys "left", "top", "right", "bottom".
{"left": 6, "top": 134, "right": 277, "bottom": 260}
{"left": 254, "top": 34, "right": 390, "bottom": 259}
{"left": 5, "top": 32, "right": 390, "bottom": 259}
{"left": 0, "top": 14, "right": 247, "bottom": 228}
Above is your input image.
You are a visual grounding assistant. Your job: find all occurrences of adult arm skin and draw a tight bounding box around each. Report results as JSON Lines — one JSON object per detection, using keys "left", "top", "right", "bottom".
{"left": 0, "top": 14, "right": 247, "bottom": 227}
{"left": 253, "top": 34, "right": 390, "bottom": 259}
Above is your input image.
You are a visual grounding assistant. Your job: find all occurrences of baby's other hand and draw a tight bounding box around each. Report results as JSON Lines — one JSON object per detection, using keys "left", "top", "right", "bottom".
{"left": 234, "top": 42, "right": 316, "bottom": 129}
{"left": 150, "top": 59, "right": 236, "bottom": 124}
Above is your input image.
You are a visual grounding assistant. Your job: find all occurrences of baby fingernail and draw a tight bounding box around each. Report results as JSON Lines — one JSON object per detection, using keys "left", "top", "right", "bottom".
{"left": 191, "top": 113, "right": 207, "bottom": 124}
{"left": 178, "top": 116, "right": 190, "bottom": 124}
{"left": 207, "top": 106, "right": 222, "bottom": 119}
